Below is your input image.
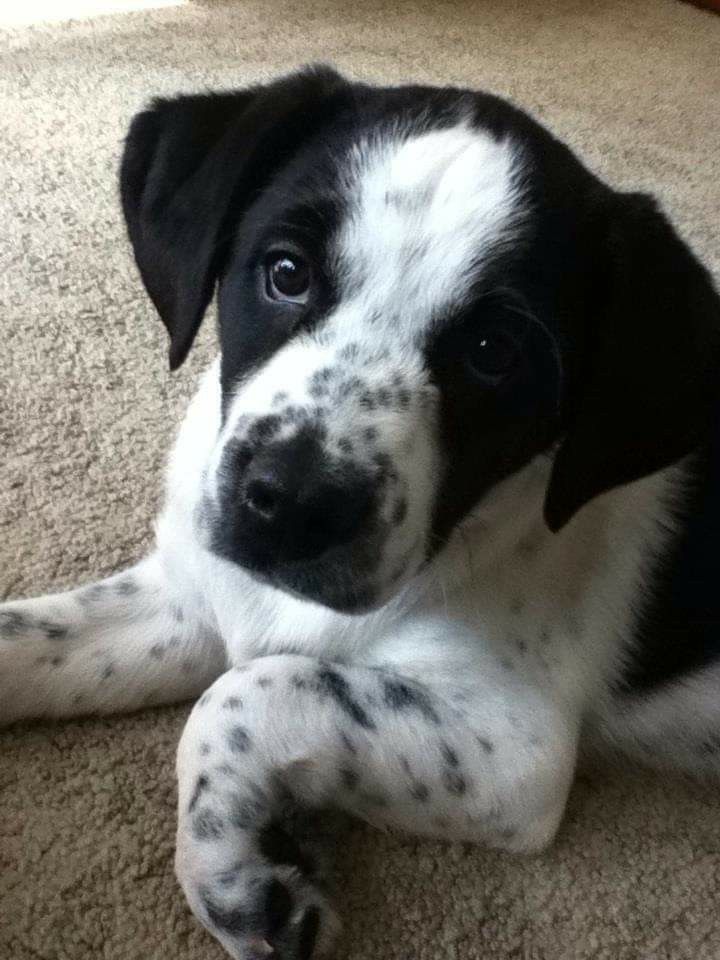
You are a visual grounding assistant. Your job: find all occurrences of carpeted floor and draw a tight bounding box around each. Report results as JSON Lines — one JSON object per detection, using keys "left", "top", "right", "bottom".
{"left": 1, "top": 1, "right": 720, "bottom": 958}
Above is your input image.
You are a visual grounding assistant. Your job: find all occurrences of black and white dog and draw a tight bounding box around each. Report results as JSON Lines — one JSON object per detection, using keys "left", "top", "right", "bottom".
{"left": 3, "top": 66, "right": 720, "bottom": 959}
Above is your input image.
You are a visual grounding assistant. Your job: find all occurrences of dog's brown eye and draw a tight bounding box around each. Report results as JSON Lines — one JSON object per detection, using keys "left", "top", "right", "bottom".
{"left": 266, "top": 253, "right": 311, "bottom": 303}
{"left": 466, "top": 331, "right": 521, "bottom": 383}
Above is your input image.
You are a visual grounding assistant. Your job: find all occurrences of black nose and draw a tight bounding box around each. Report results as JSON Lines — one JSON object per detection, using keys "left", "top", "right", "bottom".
{"left": 238, "top": 431, "right": 375, "bottom": 565}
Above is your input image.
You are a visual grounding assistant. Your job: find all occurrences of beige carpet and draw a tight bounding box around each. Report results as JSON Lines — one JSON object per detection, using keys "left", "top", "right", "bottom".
{"left": 2, "top": 1, "right": 720, "bottom": 957}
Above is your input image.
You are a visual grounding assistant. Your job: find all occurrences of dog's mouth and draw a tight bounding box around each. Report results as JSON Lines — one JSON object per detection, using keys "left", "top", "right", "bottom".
{"left": 204, "top": 491, "right": 397, "bottom": 613}
{"left": 219, "top": 538, "right": 388, "bottom": 614}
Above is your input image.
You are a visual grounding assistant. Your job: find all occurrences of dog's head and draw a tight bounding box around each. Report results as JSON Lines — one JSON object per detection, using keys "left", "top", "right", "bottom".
{"left": 121, "top": 66, "right": 720, "bottom": 612}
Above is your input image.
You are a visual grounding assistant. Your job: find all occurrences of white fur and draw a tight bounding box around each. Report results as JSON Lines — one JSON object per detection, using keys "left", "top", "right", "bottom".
{"left": 1, "top": 122, "right": 712, "bottom": 959}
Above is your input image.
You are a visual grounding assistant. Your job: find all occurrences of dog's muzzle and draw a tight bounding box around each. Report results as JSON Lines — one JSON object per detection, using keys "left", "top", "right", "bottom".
{"left": 222, "top": 426, "right": 377, "bottom": 573}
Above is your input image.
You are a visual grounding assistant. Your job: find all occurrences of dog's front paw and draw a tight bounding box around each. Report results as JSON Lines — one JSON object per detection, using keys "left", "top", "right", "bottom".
{"left": 194, "top": 862, "right": 340, "bottom": 960}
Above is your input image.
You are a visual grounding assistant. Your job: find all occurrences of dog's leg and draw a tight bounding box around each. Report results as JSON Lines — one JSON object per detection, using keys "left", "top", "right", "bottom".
{"left": 175, "top": 652, "right": 578, "bottom": 959}
{"left": 0, "top": 553, "right": 226, "bottom": 724}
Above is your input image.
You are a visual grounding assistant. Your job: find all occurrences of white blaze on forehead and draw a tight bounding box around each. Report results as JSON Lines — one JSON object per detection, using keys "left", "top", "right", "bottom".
{"left": 337, "top": 122, "right": 526, "bottom": 336}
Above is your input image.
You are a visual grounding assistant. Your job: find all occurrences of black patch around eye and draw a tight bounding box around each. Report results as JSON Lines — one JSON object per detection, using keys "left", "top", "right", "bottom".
{"left": 426, "top": 290, "right": 564, "bottom": 551}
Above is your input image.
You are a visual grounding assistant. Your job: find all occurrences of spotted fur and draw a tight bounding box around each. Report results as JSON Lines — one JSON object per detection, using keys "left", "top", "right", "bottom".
{"left": 3, "top": 66, "right": 720, "bottom": 960}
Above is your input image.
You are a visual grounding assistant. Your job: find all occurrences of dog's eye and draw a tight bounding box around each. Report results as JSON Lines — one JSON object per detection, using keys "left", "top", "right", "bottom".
{"left": 265, "top": 253, "right": 311, "bottom": 303}
{"left": 466, "top": 330, "right": 521, "bottom": 383}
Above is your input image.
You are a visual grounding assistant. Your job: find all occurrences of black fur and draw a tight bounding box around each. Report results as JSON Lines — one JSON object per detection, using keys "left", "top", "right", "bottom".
{"left": 120, "top": 66, "right": 720, "bottom": 666}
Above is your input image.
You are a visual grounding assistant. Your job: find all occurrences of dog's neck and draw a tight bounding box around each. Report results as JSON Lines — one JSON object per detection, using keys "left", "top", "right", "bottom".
{"left": 411, "top": 449, "right": 683, "bottom": 620}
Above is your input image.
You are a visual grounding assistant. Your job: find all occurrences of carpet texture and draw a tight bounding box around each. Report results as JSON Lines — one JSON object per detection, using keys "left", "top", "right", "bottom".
{"left": 2, "top": 1, "right": 720, "bottom": 958}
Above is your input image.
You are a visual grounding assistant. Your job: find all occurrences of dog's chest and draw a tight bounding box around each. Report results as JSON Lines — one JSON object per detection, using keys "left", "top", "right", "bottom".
{"left": 205, "top": 499, "right": 633, "bottom": 701}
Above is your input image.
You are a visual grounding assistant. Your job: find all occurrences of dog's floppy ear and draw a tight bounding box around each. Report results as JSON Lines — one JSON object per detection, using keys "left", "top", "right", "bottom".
{"left": 120, "top": 66, "right": 346, "bottom": 370}
{"left": 544, "top": 192, "right": 720, "bottom": 531}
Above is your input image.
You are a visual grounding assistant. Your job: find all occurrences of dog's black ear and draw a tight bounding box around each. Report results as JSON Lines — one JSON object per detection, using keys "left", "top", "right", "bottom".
{"left": 120, "top": 66, "right": 346, "bottom": 370}
{"left": 544, "top": 192, "right": 720, "bottom": 531}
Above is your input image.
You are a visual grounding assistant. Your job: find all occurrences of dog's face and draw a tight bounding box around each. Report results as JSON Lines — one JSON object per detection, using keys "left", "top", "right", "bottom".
{"left": 207, "top": 119, "right": 563, "bottom": 611}
{"left": 121, "top": 67, "right": 720, "bottom": 612}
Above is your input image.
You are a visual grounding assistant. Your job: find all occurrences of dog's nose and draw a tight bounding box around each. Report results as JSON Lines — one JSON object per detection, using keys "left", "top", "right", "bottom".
{"left": 239, "top": 431, "right": 375, "bottom": 565}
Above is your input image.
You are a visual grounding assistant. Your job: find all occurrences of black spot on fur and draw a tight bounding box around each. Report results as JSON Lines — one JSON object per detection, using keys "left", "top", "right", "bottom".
{"left": 516, "top": 638, "right": 527, "bottom": 654}
{"left": 188, "top": 774, "right": 210, "bottom": 813}
{"left": 308, "top": 367, "right": 334, "bottom": 398}
{"left": 223, "top": 696, "right": 243, "bottom": 710}
{"left": 291, "top": 674, "right": 308, "bottom": 690}
{"left": 440, "top": 742, "right": 460, "bottom": 767}
{"left": 340, "top": 767, "right": 359, "bottom": 791}
{"left": 115, "top": 576, "right": 139, "bottom": 596}
{"left": 316, "top": 668, "right": 376, "bottom": 730}
{"left": 372, "top": 451, "right": 397, "bottom": 483}
{"left": 273, "top": 391, "right": 289, "bottom": 406}
{"left": 340, "top": 375, "right": 364, "bottom": 397}
{"left": 442, "top": 769, "right": 467, "bottom": 796}
{"left": 50, "top": 655, "right": 64, "bottom": 667}
{"left": 171, "top": 604, "right": 185, "bottom": 623}
{"left": 256, "top": 675, "right": 273, "bottom": 689}
{"left": 340, "top": 732, "right": 357, "bottom": 754}
{"left": 227, "top": 725, "right": 252, "bottom": 753}
{"left": 338, "top": 437, "right": 354, "bottom": 455}
{"left": 298, "top": 906, "right": 321, "bottom": 960}
{"left": 248, "top": 414, "right": 282, "bottom": 445}
{"left": 282, "top": 404, "right": 303, "bottom": 423}
{"left": 0, "top": 611, "right": 29, "bottom": 636}
{"left": 194, "top": 808, "right": 225, "bottom": 841}
{"left": 383, "top": 678, "right": 440, "bottom": 724}
{"left": 80, "top": 583, "right": 106, "bottom": 603}
{"left": 339, "top": 343, "right": 360, "bottom": 361}
{"left": 199, "top": 742, "right": 212, "bottom": 757}
{"left": 101, "top": 664, "right": 114, "bottom": 680}
{"left": 396, "top": 386, "right": 411, "bottom": 407}
{"left": 358, "top": 389, "right": 376, "bottom": 411}
{"left": 410, "top": 782, "right": 430, "bottom": 802}
{"left": 216, "top": 865, "right": 243, "bottom": 887}
{"left": 697, "top": 734, "right": 720, "bottom": 756}
{"left": 310, "top": 406, "right": 328, "bottom": 428}
{"left": 391, "top": 498, "right": 408, "bottom": 525}
{"left": 363, "top": 426, "right": 378, "bottom": 442}
{"left": 38, "top": 620, "right": 69, "bottom": 641}
{"left": 230, "top": 792, "right": 265, "bottom": 829}
{"left": 198, "top": 692, "right": 212, "bottom": 707}
{"left": 476, "top": 737, "right": 494, "bottom": 754}
{"left": 149, "top": 643, "right": 165, "bottom": 660}
{"left": 312, "top": 366, "right": 334, "bottom": 385}
{"left": 375, "top": 386, "right": 391, "bottom": 406}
